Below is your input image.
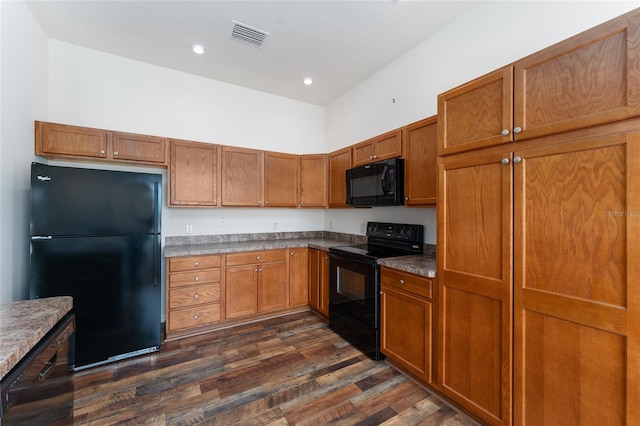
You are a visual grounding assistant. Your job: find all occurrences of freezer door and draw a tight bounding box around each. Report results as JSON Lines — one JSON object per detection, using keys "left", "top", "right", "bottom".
{"left": 30, "top": 235, "right": 161, "bottom": 368}
{"left": 30, "top": 163, "right": 161, "bottom": 236}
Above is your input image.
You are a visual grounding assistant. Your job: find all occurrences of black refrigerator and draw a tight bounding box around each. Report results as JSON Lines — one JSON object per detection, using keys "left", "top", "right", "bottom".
{"left": 29, "top": 163, "right": 162, "bottom": 370}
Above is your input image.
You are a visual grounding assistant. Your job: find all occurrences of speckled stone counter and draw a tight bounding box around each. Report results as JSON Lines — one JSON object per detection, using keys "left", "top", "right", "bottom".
{"left": 378, "top": 254, "right": 437, "bottom": 278}
{"left": 0, "top": 296, "right": 73, "bottom": 380}
{"left": 164, "top": 231, "right": 365, "bottom": 258}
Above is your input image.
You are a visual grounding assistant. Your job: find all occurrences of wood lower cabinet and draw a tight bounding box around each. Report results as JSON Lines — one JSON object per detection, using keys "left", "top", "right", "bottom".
{"left": 299, "top": 154, "right": 328, "bottom": 207}
{"left": 308, "top": 248, "right": 329, "bottom": 317}
{"left": 35, "top": 121, "right": 168, "bottom": 166}
{"left": 225, "top": 249, "right": 288, "bottom": 319}
{"left": 166, "top": 255, "right": 223, "bottom": 339}
{"left": 289, "top": 248, "right": 309, "bottom": 307}
{"left": 328, "top": 147, "right": 352, "bottom": 208}
{"left": 380, "top": 267, "right": 433, "bottom": 384}
{"left": 403, "top": 116, "right": 437, "bottom": 206}
{"left": 437, "top": 149, "right": 513, "bottom": 426}
{"left": 169, "top": 139, "right": 220, "bottom": 207}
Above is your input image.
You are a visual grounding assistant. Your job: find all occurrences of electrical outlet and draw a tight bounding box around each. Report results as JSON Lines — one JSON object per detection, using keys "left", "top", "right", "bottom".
{"left": 185, "top": 223, "right": 193, "bottom": 234}
{"left": 360, "top": 223, "right": 365, "bottom": 234}
{"left": 330, "top": 221, "right": 334, "bottom": 230}
{"left": 273, "top": 222, "right": 278, "bottom": 230}
{"left": 220, "top": 217, "right": 225, "bottom": 227}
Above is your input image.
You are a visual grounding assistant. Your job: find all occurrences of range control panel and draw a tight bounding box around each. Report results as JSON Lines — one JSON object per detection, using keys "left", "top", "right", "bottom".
{"left": 366, "top": 222, "right": 424, "bottom": 244}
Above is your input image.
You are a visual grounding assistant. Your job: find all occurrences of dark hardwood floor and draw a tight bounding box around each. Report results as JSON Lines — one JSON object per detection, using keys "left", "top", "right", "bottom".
{"left": 73, "top": 312, "right": 478, "bottom": 425}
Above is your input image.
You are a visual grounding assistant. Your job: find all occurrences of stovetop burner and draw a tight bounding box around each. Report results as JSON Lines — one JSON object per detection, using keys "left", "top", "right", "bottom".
{"left": 330, "top": 222, "right": 424, "bottom": 261}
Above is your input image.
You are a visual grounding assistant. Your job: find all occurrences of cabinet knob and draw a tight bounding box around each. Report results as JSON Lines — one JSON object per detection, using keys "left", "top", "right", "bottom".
{"left": 399, "top": 279, "right": 405, "bottom": 284}
{"left": 513, "top": 127, "right": 522, "bottom": 134}
{"left": 373, "top": 155, "right": 377, "bottom": 159}
{"left": 194, "top": 262, "right": 199, "bottom": 267}
{"left": 259, "top": 268, "right": 263, "bottom": 272}
{"left": 194, "top": 293, "right": 199, "bottom": 299}
{"left": 194, "top": 276, "right": 199, "bottom": 281}
{"left": 513, "top": 156, "right": 522, "bottom": 164}
{"left": 113, "top": 151, "right": 119, "bottom": 156}
{"left": 405, "top": 197, "right": 409, "bottom": 201}
{"left": 254, "top": 268, "right": 258, "bottom": 272}
{"left": 290, "top": 251, "right": 294, "bottom": 256}
{"left": 501, "top": 158, "right": 510, "bottom": 165}
{"left": 100, "top": 149, "right": 106, "bottom": 155}
{"left": 265, "top": 200, "right": 269, "bottom": 205}
{"left": 369, "top": 155, "right": 374, "bottom": 159}
{"left": 379, "top": 290, "right": 384, "bottom": 295}
{"left": 193, "top": 315, "right": 199, "bottom": 320}
{"left": 258, "top": 200, "right": 261, "bottom": 205}
{"left": 501, "top": 129, "right": 510, "bottom": 136}
{"left": 300, "top": 201, "right": 304, "bottom": 205}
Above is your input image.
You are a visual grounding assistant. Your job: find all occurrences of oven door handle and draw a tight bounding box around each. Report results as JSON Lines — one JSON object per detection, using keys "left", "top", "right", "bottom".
{"left": 328, "top": 252, "right": 377, "bottom": 267}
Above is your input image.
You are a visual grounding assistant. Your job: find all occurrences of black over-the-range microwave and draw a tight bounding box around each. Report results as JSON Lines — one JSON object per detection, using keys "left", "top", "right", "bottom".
{"left": 346, "top": 158, "right": 404, "bottom": 207}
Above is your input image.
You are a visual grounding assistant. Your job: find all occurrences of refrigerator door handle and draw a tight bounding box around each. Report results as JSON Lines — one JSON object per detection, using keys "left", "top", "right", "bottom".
{"left": 31, "top": 236, "right": 53, "bottom": 240}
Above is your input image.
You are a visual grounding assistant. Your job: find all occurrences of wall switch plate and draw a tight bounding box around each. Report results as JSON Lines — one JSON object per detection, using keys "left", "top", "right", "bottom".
{"left": 360, "top": 223, "right": 365, "bottom": 234}
{"left": 185, "top": 223, "right": 193, "bottom": 234}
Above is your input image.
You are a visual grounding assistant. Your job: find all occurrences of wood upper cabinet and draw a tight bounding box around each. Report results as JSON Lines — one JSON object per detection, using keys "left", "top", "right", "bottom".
{"left": 437, "top": 149, "right": 513, "bottom": 426}
{"left": 380, "top": 267, "right": 434, "bottom": 384}
{"left": 439, "top": 10, "right": 640, "bottom": 156}
{"left": 513, "top": 132, "right": 640, "bottom": 425}
{"left": 308, "top": 248, "right": 329, "bottom": 317}
{"left": 35, "top": 121, "right": 167, "bottom": 166}
{"left": 221, "top": 146, "right": 263, "bottom": 207}
{"left": 225, "top": 249, "right": 288, "bottom": 319}
{"left": 328, "top": 147, "right": 352, "bottom": 208}
{"left": 352, "top": 129, "right": 403, "bottom": 166}
{"left": 264, "top": 152, "right": 299, "bottom": 207}
{"left": 289, "top": 248, "right": 309, "bottom": 307}
{"left": 403, "top": 116, "right": 438, "bottom": 206}
{"left": 514, "top": 11, "right": 640, "bottom": 141}
{"left": 299, "top": 154, "right": 328, "bottom": 207}
{"left": 169, "top": 139, "right": 219, "bottom": 207}
{"left": 438, "top": 67, "right": 514, "bottom": 156}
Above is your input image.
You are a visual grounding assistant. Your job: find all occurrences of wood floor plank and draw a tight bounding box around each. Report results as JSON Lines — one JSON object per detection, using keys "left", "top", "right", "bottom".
{"left": 73, "top": 311, "right": 477, "bottom": 425}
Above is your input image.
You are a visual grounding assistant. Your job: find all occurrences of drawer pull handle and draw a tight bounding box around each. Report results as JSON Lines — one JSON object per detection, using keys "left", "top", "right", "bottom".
{"left": 194, "top": 276, "right": 199, "bottom": 281}
{"left": 400, "top": 279, "right": 405, "bottom": 284}
{"left": 256, "top": 256, "right": 260, "bottom": 260}
{"left": 193, "top": 315, "right": 199, "bottom": 320}
{"left": 194, "top": 294, "right": 199, "bottom": 299}
{"left": 194, "top": 262, "right": 199, "bottom": 267}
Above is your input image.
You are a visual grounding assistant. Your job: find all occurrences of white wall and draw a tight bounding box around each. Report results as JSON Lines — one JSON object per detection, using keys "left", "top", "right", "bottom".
{"left": 324, "top": 0, "right": 640, "bottom": 244}
{"left": 0, "top": 1, "right": 49, "bottom": 303}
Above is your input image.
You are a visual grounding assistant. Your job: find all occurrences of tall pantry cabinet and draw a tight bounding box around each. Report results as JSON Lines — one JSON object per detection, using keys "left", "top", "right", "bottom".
{"left": 437, "top": 9, "right": 640, "bottom": 426}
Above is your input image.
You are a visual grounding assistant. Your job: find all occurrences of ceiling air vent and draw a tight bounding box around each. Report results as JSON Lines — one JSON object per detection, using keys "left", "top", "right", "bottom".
{"left": 230, "top": 21, "right": 270, "bottom": 48}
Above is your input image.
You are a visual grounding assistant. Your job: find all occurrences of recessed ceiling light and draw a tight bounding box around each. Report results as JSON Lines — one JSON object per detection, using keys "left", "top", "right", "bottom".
{"left": 191, "top": 43, "right": 206, "bottom": 55}
{"left": 303, "top": 77, "right": 313, "bottom": 85}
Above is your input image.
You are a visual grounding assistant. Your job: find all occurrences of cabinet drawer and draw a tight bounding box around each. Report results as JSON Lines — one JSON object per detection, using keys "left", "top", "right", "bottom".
{"left": 168, "top": 269, "right": 221, "bottom": 288}
{"left": 381, "top": 268, "right": 433, "bottom": 299}
{"left": 169, "top": 283, "right": 220, "bottom": 309}
{"left": 168, "top": 303, "right": 221, "bottom": 331}
{"left": 226, "top": 249, "right": 286, "bottom": 266}
{"left": 169, "top": 255, "right": 221, "bottom": 272}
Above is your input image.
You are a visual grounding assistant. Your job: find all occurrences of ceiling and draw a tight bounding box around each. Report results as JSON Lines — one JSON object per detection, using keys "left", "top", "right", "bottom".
{"left": 25, "top": 1, "right": 478, "bottom": 106}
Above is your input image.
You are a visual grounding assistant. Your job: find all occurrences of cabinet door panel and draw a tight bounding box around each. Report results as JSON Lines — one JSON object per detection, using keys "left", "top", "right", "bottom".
{"left": 380, "top": 285, "right": 432, "bottom": 383}
{"left": 169, "top": 140, "right": 219, "bottom": 206}
{"left": 299, "top": 155, "right": 328, "bottom": 207}
{"left": 264, "top": 152, "right": 299, "bottom": 207}
{"left": 328, "top": 147, "right": 352, "bottom": 207}
{"left": 438, "top": 151, "right": 513, "bottom": 425}
{"left": 308, "top": 249, "right": 320, "bottom": 310}
{"left": 514, "top": 134, "right": 640, "bottom": 425}
{"left": 289, "top": 248, "right": 309, "bottom": 307}
{"left": 38, "top": 122, "right": 107, "bottom": 159}
{"left": 225, "top": 265, "right": 258, "bottom": 318}
{"left": 258, "top": 262, "right": 288, "bottom": 312}
{"left": 112, "top": 132, "right": 167, "bottom": 164}
{"left": 221, "top": 147, "right": 263, "bottom": 206}
{"left": 438, "top": 67, "right": 513, "bottom": 156}
{"left": 319, "top": 252, "right": 330, "bottom": 316}
{"left": 404, "top": 116, "right": 437, "bottom": 206}
{"left": 514, "top": 13, "right": 640, "bottom": 141}
{"left": 374, "top": 129, "right": 402, "bottom": 161}
{"left": 352, "top": 140, "right": 375, "bottom": 167}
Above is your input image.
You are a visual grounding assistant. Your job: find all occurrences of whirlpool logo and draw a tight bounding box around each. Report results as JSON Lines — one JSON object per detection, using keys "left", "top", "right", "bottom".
{"left": 37, "top": 175, "right": 51, "bottom": 182}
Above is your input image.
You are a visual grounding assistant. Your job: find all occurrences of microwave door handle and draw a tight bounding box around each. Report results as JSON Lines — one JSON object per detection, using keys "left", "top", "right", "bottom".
{"left": 380, "top": 166, "right": 389, "bottom": 195}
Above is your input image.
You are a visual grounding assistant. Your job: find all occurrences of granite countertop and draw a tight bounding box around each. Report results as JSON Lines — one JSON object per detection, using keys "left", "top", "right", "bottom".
{"left": 378, "top": 254, "right": 437, "bottom": 278}
{"left": 0, "top": 296, "right": 73, "bottom": 380}
{"left": 164, "top": 231, "right": 365, "bottom": 258}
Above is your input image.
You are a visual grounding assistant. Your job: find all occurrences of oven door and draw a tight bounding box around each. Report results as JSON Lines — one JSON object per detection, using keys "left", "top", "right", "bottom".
{"left": 328, "top": 252, "right": 379, "bottom": 328}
